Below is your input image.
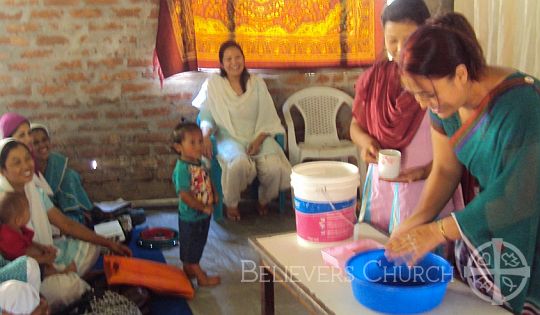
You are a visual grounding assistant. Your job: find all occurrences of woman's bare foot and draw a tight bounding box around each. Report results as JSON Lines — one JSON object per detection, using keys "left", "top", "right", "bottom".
{"left": 198, "top": 274, "right": 221, "bottom": 287}
{"left": 183, "top": 263, "right": 220, "bottom": 287}
{"left": 225, "top": 206, "right": 241, "bottom": 221}
{"left": 257, "top": 203, "right": 269, "bottom": 216}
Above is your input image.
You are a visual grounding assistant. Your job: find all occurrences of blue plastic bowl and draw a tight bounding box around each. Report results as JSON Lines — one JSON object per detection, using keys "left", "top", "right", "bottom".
{"left": 345, "top": 249, "right": 453, "bottom": 314}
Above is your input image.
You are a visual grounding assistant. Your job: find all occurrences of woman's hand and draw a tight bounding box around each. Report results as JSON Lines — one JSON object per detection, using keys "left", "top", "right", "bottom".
{"left": 43, "top": 245, "right": 57, "bottom": 255}
{"left": 202, "top": 204, "right": 214, "bottom": 215}
{"left": 39, "top": 250, "right": 57, "bottom": 265}
{"left": 350, "top": 119, "right": 380, "bottom": 164}
{"left": 385, "top": 222, "right": 445, "bottom": 266}
{"left": 202, "top": 135, "right": 213, "bottom": 159}
{"left": 247, "top": 133, "right": 268, "bottom": 156}
{"left": 360, "top": 137, "right": 380, "bottom": 164}
{"left": 106, "top": 241, "right": 132, "bottom": 257}
{"left": 389, "top": 210, "right": 432, "bottom": 241}
{"left": 34, "top": 243, "right": 57, "bottom": 256}
{"left": 48, "top": 207, "right": 131, "bottom": 256}
{"left": 382, "top": 163, "right": 431, "bottom": 183}
{"left": 28, "top": 243, "right": 57, "bottom": 264}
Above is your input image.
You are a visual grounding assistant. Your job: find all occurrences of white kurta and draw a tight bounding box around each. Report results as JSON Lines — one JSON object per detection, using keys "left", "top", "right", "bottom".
{"left": 198, "top": 74, "right": 291, "bottom": 207}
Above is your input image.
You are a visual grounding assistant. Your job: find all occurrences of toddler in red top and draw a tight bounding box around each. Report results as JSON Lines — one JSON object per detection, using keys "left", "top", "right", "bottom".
{"left": 0, "top": 191, "right": 76, "bottom": 278}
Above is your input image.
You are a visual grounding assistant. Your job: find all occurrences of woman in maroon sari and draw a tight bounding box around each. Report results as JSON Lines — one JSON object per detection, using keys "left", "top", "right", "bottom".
{"left": 350, "top": 0, "right": 464, "bottom": 233}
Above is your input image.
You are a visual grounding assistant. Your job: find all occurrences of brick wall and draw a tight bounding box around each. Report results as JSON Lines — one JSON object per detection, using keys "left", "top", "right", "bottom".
{"left": 0, "top": 0, "right": 448, "bottom": 202}
{"left": 0, "top": 0, "right": 365, "bottom": 201}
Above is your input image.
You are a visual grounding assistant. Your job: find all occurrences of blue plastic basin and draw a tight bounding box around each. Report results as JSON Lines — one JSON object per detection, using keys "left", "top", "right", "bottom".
{"left": 345, "top": 249, "right": 453, "bottom": 314}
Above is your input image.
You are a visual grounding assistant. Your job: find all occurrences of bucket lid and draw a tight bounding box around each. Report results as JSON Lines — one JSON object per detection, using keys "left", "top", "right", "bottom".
{"left": 291, "top": 161, "right": 359, "bottom": 185}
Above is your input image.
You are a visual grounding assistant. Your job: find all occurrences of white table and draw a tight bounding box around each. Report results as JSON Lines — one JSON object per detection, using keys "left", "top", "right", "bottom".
{"left": 249, "top": 223, "right": 511, "bottom": 315}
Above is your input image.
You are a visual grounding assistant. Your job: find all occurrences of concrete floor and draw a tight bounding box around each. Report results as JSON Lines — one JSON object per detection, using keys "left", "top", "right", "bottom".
{"left": 143, "top": 201, "right": 310, "bottom": 315}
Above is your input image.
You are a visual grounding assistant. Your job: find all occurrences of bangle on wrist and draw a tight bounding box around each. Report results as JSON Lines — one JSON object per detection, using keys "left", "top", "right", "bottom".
{"left": 437, "top": 220, "right": 450, "bottom": 241}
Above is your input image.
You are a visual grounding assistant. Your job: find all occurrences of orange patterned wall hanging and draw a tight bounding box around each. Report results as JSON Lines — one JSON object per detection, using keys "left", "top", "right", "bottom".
{"left": 155, "top": 0, "right": 384, "bottom": 80}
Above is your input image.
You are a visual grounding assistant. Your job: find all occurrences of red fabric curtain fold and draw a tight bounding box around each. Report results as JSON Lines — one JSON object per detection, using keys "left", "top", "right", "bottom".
{"left": 154, "top": 0, "right": 197, "bottom": 84}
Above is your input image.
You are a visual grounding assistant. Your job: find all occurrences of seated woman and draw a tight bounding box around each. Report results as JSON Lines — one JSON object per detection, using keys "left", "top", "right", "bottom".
{"left": 30, "top": 124, "right": 93, "bottom": 224}
{"left": 0, "top": 113, "right": 52, "bottom": 197}
{"left": 350, "top": 0, "right": 463, "bottom": 233}
{"left": 0, "top": 138, "right": 131, "bottom": 310}
{"left": 196, "top": 40, "right": 291, "bottom": 221}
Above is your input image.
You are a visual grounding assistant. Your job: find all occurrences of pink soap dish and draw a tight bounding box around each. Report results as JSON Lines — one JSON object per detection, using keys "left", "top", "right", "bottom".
{"left": 321, "top": 239, "right": 384, "bottom": 270}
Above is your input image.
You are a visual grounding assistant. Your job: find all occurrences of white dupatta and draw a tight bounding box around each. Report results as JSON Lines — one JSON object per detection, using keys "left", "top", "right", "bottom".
{"left": 201, "top": 74, "right": 285, "bottom": 143}
{"left": 0, "top": 138, "right": 54, "bottom": 246}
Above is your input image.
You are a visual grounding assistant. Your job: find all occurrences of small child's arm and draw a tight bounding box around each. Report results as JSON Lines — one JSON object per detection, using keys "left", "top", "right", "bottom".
{"left": 32, "top": 242, "right": 57, "bottom": 255}
{"left": 179, "top": 191, "right": 213, "bottom": 215}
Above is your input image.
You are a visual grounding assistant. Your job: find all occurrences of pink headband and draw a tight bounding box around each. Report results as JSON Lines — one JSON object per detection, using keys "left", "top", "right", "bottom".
{"left": 0, "top": 113, "right": 29, "bottom": 139}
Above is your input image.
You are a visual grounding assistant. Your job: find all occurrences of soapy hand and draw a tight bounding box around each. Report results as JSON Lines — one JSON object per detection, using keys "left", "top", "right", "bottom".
{"left": 385, "top": 223, "right": 445, "bottom": 266}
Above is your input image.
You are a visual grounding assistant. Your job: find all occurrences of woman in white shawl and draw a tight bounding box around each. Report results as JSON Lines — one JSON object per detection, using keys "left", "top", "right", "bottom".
{"left": 197, "top": 40, "right": 291, "bottom": 221}
{"left": 0, "top": 138, "right": 131, "bottom": 310}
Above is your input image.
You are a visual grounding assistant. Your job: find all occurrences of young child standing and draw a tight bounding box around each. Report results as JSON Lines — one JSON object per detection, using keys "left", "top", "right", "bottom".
{"left": 171, "top": 120, "right": 220, "bottom": 287}
{"left": 0, "top": 191, "right": 77, "bottom": 278}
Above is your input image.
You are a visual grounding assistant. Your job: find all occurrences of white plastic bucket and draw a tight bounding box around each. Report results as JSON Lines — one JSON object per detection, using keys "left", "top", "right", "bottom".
{"left": 291, "top": 161, "right": 360, "bottom": 243}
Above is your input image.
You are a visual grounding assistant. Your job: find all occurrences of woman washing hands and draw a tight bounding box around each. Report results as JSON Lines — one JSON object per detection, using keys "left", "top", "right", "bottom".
{"left": 385, "top": 15, "right": 540, "bottom": 314}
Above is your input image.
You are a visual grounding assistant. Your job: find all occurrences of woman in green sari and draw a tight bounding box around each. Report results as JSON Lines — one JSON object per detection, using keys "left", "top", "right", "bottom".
{"left": 384, "top": 23, "right": 540, "bottom": 314}
{"left": 30, "top": 124, "right": 93, "bottom": 224}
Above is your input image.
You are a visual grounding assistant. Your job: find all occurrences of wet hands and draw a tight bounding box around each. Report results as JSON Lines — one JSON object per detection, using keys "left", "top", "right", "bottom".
{"left": 385, "top": 223, "right": 445, "bottom": 266}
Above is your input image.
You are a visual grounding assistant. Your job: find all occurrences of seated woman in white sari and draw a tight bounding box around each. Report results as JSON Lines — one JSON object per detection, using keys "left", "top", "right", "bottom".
{"left": 196, "top": 40, "right": 291, "bottom": 221}
{"left": 0, "top": 138, "right": 131, "bottom": 310}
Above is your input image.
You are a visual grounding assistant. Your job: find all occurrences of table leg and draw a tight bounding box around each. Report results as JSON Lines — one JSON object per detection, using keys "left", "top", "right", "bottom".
{"left": 261, "top": 265, "right": 274, "bottom": 315}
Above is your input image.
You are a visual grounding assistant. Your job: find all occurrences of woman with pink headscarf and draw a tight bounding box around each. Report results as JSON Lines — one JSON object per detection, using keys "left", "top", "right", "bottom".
{"left": 0, "top": 113, "right": 52, "bottom": 197}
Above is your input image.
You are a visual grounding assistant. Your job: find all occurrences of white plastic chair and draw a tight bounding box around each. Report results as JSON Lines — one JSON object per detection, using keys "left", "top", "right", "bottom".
{"left": 282, "top": 86, "right": 360, "bottom": 167}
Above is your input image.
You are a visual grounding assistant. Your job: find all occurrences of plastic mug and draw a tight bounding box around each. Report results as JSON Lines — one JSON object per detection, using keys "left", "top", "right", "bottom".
{"left": 378, "top": 149, "right": 401, "bottom": 179}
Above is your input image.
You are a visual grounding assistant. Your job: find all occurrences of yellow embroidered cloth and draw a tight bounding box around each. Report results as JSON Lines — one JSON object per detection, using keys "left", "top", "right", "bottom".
{"left": 155, "top": 0, "right": 383, "bottom": 79}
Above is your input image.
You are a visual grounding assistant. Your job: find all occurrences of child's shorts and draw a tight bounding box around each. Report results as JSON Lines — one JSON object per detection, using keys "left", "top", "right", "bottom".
{"left": 178, "top": 217, "right": 211, "bottom": 264}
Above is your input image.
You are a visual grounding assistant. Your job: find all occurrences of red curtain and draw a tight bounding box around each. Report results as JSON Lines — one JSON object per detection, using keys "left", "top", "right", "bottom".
{"left": 154, "top": 0, "right": 384, "bottom": 81}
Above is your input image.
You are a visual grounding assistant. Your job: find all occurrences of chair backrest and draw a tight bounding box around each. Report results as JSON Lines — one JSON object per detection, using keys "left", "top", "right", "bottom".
{"left": 283, "top": 86, "right": 353, "bottom": 146}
